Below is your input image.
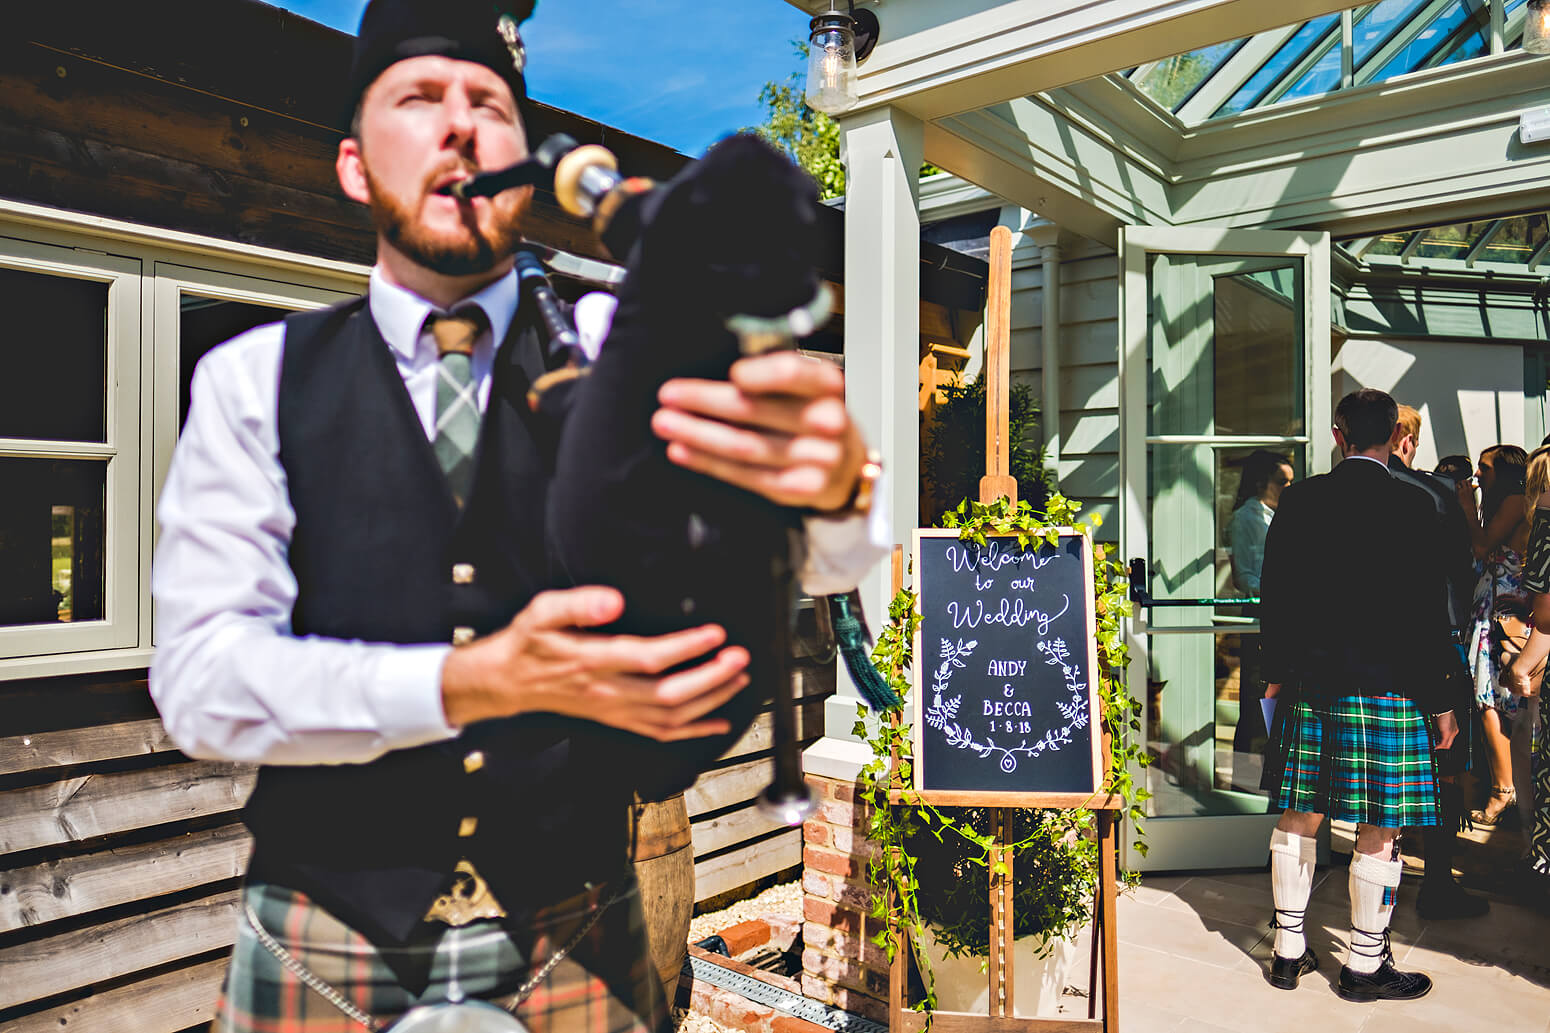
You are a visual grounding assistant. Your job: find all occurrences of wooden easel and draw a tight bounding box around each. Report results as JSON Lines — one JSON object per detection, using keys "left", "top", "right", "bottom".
{"left": 885, "top": 226, "right": 1120, "bottom": 1033}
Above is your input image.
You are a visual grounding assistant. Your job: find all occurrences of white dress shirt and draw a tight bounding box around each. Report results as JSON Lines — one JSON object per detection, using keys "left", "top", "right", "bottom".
{"left": 151, "top": 267, "right": 888, "bottom": 766}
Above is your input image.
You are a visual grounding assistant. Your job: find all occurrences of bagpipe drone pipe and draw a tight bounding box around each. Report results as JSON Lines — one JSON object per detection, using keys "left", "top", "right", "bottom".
{"left": 456, "top": 133, "right": 830, "bottom": 819}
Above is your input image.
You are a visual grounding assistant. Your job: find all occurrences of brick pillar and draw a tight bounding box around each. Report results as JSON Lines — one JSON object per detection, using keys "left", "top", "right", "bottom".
{"left": 800, "top": 773, "right": 890, "bottom": 1021}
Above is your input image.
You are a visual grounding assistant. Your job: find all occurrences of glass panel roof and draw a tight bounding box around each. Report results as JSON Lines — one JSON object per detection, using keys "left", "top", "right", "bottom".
{"left": 1215, "top": 16, "right": 1341, "bottom": 117}
{"left": 1479, "top": 213, "right": 1549, "bottom": 263}
{"left": 1128, "top": 0, "right": 1530, "bottom": 123}
{"left": 1339, "top": 211, "right": 1550, "bottom": 273}
{"left": 1129, "top": 40, "right": 1244, "bottom": 111}
{"left": 1362, "top": 0, "right": 1492, "bottom": 86}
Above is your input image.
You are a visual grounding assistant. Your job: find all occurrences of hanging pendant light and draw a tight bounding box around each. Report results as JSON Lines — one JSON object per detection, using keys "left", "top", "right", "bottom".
{"left": 1528, "top": 0, "right": 1550, "bottom": 55}
{"left": 804, "top": 2, "right": 880, "bottom": 116}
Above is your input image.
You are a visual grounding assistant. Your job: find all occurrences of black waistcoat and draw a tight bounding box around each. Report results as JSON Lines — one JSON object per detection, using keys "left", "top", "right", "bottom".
{"left": 243, "top": 296, "right": 630, "bottom": 949}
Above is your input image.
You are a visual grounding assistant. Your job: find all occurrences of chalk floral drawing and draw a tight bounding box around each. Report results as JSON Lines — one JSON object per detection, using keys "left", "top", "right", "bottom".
{"left": 924, "top": 633, "right": 1090, "bottom": 774}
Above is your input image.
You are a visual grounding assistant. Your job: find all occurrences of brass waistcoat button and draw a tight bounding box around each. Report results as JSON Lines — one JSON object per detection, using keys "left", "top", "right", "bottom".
{"left": 458, "top": 816, "right": 479, "bottom": 838}
{"left": 452, "top": 626, "right": 475, "bottom": 646}
{"left": 452, "top": 563, "right": 476, "bottom": 585}
{"left": 463, "top": 750, "right": 485, "bottom": 774}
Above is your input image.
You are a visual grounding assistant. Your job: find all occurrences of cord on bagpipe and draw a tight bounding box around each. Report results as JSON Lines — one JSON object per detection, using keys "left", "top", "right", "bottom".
{"left": 468, "top": 132, "right": 900, "bottom": 824}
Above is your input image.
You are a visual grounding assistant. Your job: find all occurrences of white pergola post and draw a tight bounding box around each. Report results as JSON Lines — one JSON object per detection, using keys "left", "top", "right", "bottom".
{"left": 805, "top": 105, "right": 924, "bottom": 780}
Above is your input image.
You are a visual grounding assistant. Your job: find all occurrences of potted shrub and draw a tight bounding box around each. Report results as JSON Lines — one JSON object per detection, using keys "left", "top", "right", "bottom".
{"left": 856, "top": 493, "right": 1147, "bottom": 1018}
{"left": 908, "top": 806, "right": 1094, "bottom": 1015}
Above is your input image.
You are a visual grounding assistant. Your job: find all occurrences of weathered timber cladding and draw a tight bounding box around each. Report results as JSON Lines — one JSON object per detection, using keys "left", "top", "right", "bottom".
{"left": 3, "top": 3, "right": 689, "bottom": 265}
{"left": 0, "top": 673, "right": 245, "bottom": 1031}
{"left": 0, "top": 657, "right": 832, "bottom": 1028}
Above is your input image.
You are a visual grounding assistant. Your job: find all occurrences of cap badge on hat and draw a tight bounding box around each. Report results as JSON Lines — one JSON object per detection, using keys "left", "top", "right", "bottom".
{"left": 497, "top": 14, "right": 526, "bottom": 74}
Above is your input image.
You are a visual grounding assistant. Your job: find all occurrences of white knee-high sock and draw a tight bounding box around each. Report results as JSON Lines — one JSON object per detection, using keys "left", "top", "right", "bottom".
{"left": 1270, "top": 829, "right": 1315, "bottom": 959}
{"left": 1347, "top": 851, "right": 1402, "bottom": 974}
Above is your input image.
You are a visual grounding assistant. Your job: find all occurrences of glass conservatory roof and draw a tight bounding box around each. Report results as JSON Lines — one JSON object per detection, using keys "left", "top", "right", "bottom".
{"left": 1337, "top": 211, "right": 1550, "bottom": 273}
{"left": 1126, "top": 0, "right": 1532, "bottom": 121}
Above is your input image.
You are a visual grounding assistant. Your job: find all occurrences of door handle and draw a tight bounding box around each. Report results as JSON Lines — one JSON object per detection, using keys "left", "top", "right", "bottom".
{"left": 1127, "top": 557, "right": 1259, "bottom": 608}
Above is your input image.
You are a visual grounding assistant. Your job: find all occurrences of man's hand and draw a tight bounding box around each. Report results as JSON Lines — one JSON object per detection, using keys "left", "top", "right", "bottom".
{"left": 1433, "top": 709, "right": 1459, "bottom": 751}
{"left": 652, "top": 351, "right": 866, "bottom": 512}
{"left": 441, "top": 586, "right": 750, "bottom": 740}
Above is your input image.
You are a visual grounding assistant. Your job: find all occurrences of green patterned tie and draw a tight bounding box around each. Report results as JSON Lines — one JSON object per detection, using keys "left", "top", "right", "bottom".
{"left": 429, "top": 310, "right": 487, "bottom": 507}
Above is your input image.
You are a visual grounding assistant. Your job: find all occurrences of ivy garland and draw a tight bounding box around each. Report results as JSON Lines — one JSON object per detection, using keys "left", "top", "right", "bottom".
{"left": 853, "top": 492, "right": 1151, "bottom": 1015}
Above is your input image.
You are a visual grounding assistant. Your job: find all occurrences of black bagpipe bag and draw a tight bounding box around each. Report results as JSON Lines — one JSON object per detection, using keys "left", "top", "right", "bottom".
{"left": 544, "top": 133, "right": 823, "bottom": 801}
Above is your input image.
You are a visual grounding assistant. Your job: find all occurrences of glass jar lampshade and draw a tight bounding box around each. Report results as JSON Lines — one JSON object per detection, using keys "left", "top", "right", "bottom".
{"left": 805, "top": 11, "right": 859, "bottom": 115}
{"left": 1528, "top": 0, "right": 1550, "bottom": 55}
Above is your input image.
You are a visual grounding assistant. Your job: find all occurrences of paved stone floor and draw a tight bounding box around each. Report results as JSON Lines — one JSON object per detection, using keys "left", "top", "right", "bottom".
{"left": 1059, "top": 822, "right": 1550, "bottom": 1033}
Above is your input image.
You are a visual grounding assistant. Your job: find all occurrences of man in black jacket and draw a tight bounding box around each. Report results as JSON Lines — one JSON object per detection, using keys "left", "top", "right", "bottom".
{"left": 1387, "top": 404, "right": 1487, "bottom": 919}
{"left": 1258, "top": 388, "right": 1459, "bottom": 1003}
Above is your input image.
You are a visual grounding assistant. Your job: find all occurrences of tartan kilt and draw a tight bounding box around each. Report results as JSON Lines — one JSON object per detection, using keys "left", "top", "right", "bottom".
{"left": 1269, "top": 694, "right": 1440, "bottom": 829}
{"left": 216, "top": 871, "right": 666, "bottom": 1033}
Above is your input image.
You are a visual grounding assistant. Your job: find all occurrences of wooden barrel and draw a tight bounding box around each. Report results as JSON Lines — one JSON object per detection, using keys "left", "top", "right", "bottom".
{"left": 629, "top": 793, "right": 694, "bottom": 1000}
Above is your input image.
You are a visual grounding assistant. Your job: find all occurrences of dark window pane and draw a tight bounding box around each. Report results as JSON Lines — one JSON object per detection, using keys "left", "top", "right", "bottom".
{"left": 1412, "top": 221, "right": 1492, "bottom": 260}
{"left": 0, "top": 458, "right": 106, "bottom": 625}
{"left": 1365, "top": 231, "right": 1414, "bottom": 257}
{"left": 1214, "top": 266, "right": 1305, "bottom": 437}
{"left": 179, "top": 296, "right": 291, "bottom": 429}
{"left": 0, "top": 268, "right": 108, "bottom": 442}
{"left": 1480, "top": 213, "right": 1549, "bottom": 264}
{"left": 1215, "top": 15, "right": 1340, "bottom": 118}
{"left": 1366, "top": 0, "right": 1486, "bottom": 85}
{"left": 1133, "top": 40, "right": 1245, "bottom": 111}
{"left": 1354, "top": 0, "right": 1434, "bottom": 66}
{"left": 1279, "top": 40, "right": 1343, "bottom": 103}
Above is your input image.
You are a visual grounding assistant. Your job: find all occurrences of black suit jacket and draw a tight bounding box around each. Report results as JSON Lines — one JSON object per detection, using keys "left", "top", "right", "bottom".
{"left": 1259, "top": 456, "right": 1455, "bottom": 712}
{"left": 1387, "top": 455, "right": 1475, "bottom": 632}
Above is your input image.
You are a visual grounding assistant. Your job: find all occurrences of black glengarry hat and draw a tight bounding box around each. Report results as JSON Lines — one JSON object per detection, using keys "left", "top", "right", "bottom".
{"left": 347, "top": 0, "right": 537, "bottom": 127}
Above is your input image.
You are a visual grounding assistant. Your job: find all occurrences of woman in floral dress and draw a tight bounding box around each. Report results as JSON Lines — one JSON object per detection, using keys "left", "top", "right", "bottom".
{"left": 1501, "top": 444, "right": 1550, "bottom": 884}
{"left": 1462, "top": 444, "right": 1532, "bottom": 826}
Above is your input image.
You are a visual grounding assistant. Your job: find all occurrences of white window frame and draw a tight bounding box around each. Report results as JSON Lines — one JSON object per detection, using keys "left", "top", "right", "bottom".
{"left": 0, "top": 237, "right": 142, "bottom": 659}
{"left": 0, "top": 202, "right": 368, "bottom": 680}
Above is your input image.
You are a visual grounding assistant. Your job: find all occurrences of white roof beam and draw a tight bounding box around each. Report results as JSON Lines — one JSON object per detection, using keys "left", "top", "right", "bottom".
{"left": 807, "top": 0, "right": 1360, "bottom": 122}
{"left": 1528, "top": 235, "right": 1550, "bottom": 272}
{"left": 1344, "top": 235, "right": 1378, "bottom": 259}
{"left": 1464, "top": 220, "right": 1504, "bottom": 267}
{"left": 922, "top": 95, "right": 1174, "bottom": 247}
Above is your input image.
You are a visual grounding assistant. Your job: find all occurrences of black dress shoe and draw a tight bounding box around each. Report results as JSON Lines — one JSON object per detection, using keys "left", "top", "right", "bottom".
{"left": 1415, "top": 880, "right": 1489, "bottom": 920}
{"left": 1336, "top": 961, "right": 1433, "bottom": 1002}
{"left": 1268, "top": 947, "right": 1318, "bottom": 990}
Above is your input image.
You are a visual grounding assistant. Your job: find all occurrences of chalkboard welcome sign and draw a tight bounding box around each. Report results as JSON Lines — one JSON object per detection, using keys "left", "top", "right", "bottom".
{"left": 912, "top": 529, "right": 1101, "bottom": 802}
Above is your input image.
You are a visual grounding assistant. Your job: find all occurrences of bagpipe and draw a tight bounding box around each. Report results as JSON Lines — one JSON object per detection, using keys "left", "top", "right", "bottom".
{"left": 455, "top": 132, "right": 850, "bottom": 822}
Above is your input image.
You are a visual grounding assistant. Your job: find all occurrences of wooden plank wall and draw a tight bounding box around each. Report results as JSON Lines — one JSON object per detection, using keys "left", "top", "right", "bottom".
{"left": 2, "top": 10, "right": 690, "bottom": 268}
{"left": 1007, "top": 238, "right": 1122, "bottom": 540}
{"left": 0, "top": 672, "right": 244, "bottom": 1033}
{"left": 0, "top": 655, "right": 833, "bottom": 1030}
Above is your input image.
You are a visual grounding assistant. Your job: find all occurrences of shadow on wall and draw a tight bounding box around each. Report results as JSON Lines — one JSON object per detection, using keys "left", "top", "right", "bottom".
{"left": 1333, "top": 336, "right": 1528, "bottom": 465}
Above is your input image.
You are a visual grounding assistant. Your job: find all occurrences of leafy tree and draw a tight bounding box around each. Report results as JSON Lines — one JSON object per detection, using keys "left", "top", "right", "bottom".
{"left": 922, "top": 374, "right": 1054, "bottom": 525}
{"left": 751, "top": 43, "right": 939, "bottom": 200}
{"left": 753, "top": 69, "right": 847, "bottom": 200}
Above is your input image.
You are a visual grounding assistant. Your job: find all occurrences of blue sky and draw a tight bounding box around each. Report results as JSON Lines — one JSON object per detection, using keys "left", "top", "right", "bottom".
{"left": 275, "top": 1, "right": 813, "bottom": 156}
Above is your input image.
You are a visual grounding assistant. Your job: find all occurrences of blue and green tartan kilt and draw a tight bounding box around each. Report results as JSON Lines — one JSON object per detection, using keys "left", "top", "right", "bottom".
{"left": 1271, "top": 694, "right": 1440, "bottom": 830}
{"left": 216, "top": 872, "right": 666, "bottom": 1033}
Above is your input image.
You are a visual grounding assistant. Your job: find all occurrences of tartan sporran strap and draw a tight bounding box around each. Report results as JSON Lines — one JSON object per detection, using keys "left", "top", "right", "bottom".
{"left": 242, "top": 881, "right": 631, "bottom": 1032}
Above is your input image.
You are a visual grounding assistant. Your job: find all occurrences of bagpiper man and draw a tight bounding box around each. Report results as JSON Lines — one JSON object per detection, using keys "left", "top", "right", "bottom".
{"left": 1257, "top": 388, "right": 1459, "bottom": 1003}
{"left": 149, "top": 2, "right": 885, "bottom": 1029}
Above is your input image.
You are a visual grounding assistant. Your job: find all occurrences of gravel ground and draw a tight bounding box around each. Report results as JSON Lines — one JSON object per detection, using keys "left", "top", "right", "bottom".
{"left": 674, "top": 879, "right": 805, "bottom": 1033}
{"left": 686, "top": 879, "right": 803, "bottom": 944}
